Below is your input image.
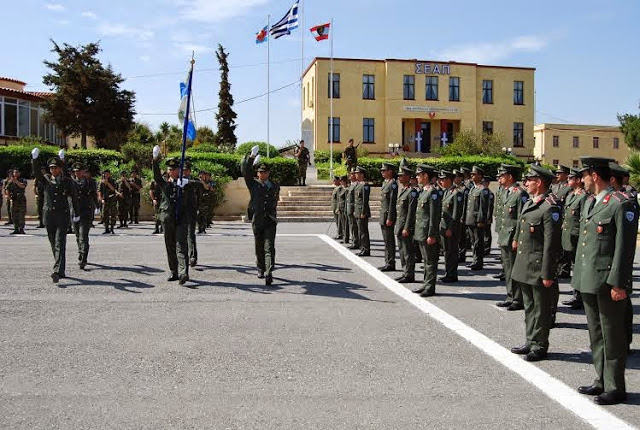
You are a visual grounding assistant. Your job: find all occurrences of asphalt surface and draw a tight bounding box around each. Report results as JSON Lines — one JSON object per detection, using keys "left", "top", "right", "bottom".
{"left": 0, "top": 220, "right": 638, "bottom": 429}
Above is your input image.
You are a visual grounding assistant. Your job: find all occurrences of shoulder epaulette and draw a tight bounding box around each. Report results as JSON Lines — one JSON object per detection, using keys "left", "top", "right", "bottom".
{"left": 611, "top": 192, "right": 623, "bottom": 202}
{"left": 545, "top": 195, "right": 557, "bottom": 205}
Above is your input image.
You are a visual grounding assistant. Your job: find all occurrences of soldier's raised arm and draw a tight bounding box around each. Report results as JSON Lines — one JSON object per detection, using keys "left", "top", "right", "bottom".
{"left": 152, "top": 145, "right": 166, "bottom": 186}
{"left": 31, "top": 148, "right": 45, "bottom": 182}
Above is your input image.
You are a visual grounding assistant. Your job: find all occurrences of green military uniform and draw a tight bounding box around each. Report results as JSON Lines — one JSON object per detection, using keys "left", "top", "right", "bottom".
{"left": 32, "top": 156, "right": 79, "bottom": 282}
{"left": 129, "top": 175, "right": 143, "bottom": 224}
{"left": 117, "top": 174, "right": 132, "bottom": 228}
{"left": 35, "top": 173, "right": 46, "bottom": 227}
{"left": 7, "top": 172, "right": 27, "bottom": 234}
{"left": 379, "top": 162, "right": 398, "bottom": 269}
{"left": 511, "top": 165, "right": 561, "bottom": 361}
{"left": 197, "top": 173, "right": 216, "bottom": 234}
{"left": 561, "top": 177, "right": 588, "bottom": 306}
{"left": 439, "top": 170, "right": 463, "bottom": 281}
{"left": 456, "top": 171, "right": 470, "bottom": 263}
{"left": 497, "top": 165, "right": 528, "bottom": 309}
{"left": 354, "top": 166, "right": 371, "bottom": 256}
{"left": 552, "top": 166, "right": 573, "bottom": 278}
{"left": 295, "top": 145, "right": 310, "bottom": 186}
{"left": 242, "top": 154, "right": 280, "bottom": 283}
{"left": 337, "top": 178, "right": 350, "bottom": 244}
{"left": 343, "top": 143, "right": 358, "bottom": 173}
{"left": 464, "top": 166, "right": 491, "bottom": 269}
{"left": 72, "top": 164, "right": 99, "bottom": 269}
{"left": 413, "top": 165, "right": 442, "bottom": 296}
{"left": 331, "top": 179, "right": 342, "bottom": 240}
{"left": 3, "top": 173, "right": 13, "bottom": 225}
{"left": 483, "top": 179, "right": 495, "bottom": 253}
{"left": 185, "top": 167, "right": 202, "bottom": 266}
{"left": 395, "top": 167, "right": 418, "bottom": 282}
{"left": 346, "top": 172, "right": 360, "bottom": 250}
{"left": 99, "top": 175, "right": 118, "bottom": 233}
{"left": 573, "top": 159, "right": 636, "bottom": 402}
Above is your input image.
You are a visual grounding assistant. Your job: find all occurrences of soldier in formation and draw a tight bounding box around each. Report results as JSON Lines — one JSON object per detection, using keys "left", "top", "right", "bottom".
{"left": 413, "top": 164, "right": 441, "bottom": 297}
{"left": 464, "top": 166, "right": 490, "bottom": 270}
{"left": 129, "top": 169, "right": 143, "bottom": 224}
{"left": 438, "top": 170, "right": 462, "bottom": 283}
{"left": 197, "top": 170, "right": 216, "bottom": 234}
{"left": 72, "top": 163, "right": 99, "bottom": 269}
{"left": 7, "top": 167, "right": 27, "bottom": 235}
{"left": 99, "top": 169, "right": 119, "bottom": 234}
{"left": 394, "top": 166, "right": 418, "bottom": 283}
{"left": 378, "top": 162, "right": 398, "bottom": 271}
{"left": 3, "top": 169, "right": 13, "bottom": 225}
{"left": 354, "top": 166, "right": 371, "bottom": 256}
{"left": 347, "top": 169, "right": 360, "bottom": 251}
{"left": 117, "top": 171, "right": 132, "bottom": 229}
{"left": 331, "top": 176, "right": 342, "bottom": 240}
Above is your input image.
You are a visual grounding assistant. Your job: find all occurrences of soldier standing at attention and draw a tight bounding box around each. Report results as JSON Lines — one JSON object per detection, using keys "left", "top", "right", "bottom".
{"left": 495, "top": 164, "right": 528, "bottom": 310}
{"left": 117, "top": 171, "right": 132, "bottom": 229}
{"left": 395, "top": 166, "right": 418, "bottom": 283}
{"left": 438, "top": 170, "right": 462, "bottom": 283}
{"left": 510, "top": 165, "right": 561, "bottom": 362}
{"left": 413, "top": 164, "right": 441, "bottom": 297}
{"left": 294, "top": 140, "right": 311, "bottom": 186}
{"left": 331, "top": 176, "right": 342, "bottom": 240}
{"left": 343, "top": 139, "right": 359, "bottom": 173}
{"left": 347, "top": 169, "right": 360, "bottom": 250}
{"left": 560, "top": 168, "right": 589, "bottom": 310}
{"left": 197, "top": 170, "right": 215, "bottom": 234}
{"left": 552, "top": 165, "right": 573, "bottom": 278}
{"left": 379, "top": 162, "right": 398, "bottom": 271}
{"left": 354, "top": 166, "right": 371, "bottom": 257}
{"left": 129, "top": 169, "right": 143, "bottom": 224}
{"left": 182, "top": 161, "right": 202, "bottom": 267}
{"left": 493, "top": 174, "right": 506, "bottom": 280}
{"left": 573, "top": 157, "right": 636, "bottom": 405}
{"left": 337, "top": 176, "right": 350, "bottom": 244}
{"left": 7, "top": 167, "right": 27, "bottom": 235}
{"left": 242, "top": 147, "right": 280, "bottom": 286}
{"left": 482, "top": 176, "right": 495, "bottom": 254}
{"left": 31, "top": 148, "right": 79, "bottom": 283}
{"left": 453, "top": 169, "right": 469, "bottom": 265}
{"left": 99, "top": 170, "right": 119, "bottom": 234}
{"left": 3, "top": 169, "right": 13, "bottom": 225}
{"left": 152, "top": 147, "right": 196, "bottom": 285}
{"left": 72, "top": 163, "right": 99, "bottom": 270}
{"left": 34, "top": 167, "right": 47, "bottom": 228}
{"left": 464, "top": 166, "right": 490, "bottom": 270}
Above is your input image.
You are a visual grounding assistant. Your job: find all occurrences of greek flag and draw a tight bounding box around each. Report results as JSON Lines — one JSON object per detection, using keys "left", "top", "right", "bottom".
{"left": 270, "top": 1, "right": 299, "bottom": 39}
{"left": 178, "top": 72, "right": 196, "bottom": 141}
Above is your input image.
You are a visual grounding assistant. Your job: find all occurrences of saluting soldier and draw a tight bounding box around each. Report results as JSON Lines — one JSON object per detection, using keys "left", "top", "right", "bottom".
{"left": 560, "top": 168, "right": 589, "bottom": 310}
{"left": 129, "top": 169, "right": 143, "bottom": 224}
{"left": 72, "top": 163, "right": 99, "bottom": 270}
{"left": 294, "top": 140, "right": 311, "bottom": 186}
{"left": 482, "top": 176, "right": 495, "bottom": 254}
{"left": 346, "top": 169, "right": 360, "bottom": 250}
{"left": 510, "top": 165, "right": 561, "bottom": 362}
{"left": 7, "top": 167, "right": 27, "bottom": 235}
{"left": 464, "top": 166, "right": 491, "bottom": 270}
{"left": 573, "top": 157, "right": 636, "bottom": 405}
{"left": 343, "top": 139, "right": 359, "bottom": 173}
{"left": 379, "top": 162, "right": 398, "bottom": 271}
{"left": 99, "top": 169, "right": 119, "bottom": 234}
{"left": 495, "top": 164, "right": 528, "bottom": 310}
{"left": 337, "top": 176, "right": 350, "bottom": 244}
{"left": 331, "top": 176, "right": 342, "bottom": 240}
{"left": 395, "top": 166, "right": 418, "bottom": 283}
{"left": 438, "top": 170, "right": 463, "bottom": 282}
{"left": 354, "top": 166, "right": 371, "bottom": 257}
{"left": 31, "top": 148, "right": 80, "bottom": 283}
{"left": 413, "top": 164, "right": 442, "bottom": 297}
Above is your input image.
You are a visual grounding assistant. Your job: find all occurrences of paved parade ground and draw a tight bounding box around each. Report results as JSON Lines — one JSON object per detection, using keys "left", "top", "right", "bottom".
{"left": 0, "top": 221, "right": 638, "bottom": 429}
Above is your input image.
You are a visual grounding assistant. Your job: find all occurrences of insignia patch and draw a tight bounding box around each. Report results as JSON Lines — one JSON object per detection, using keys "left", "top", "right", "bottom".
{"left": 551, "top": 212, "right": 560, "bottom": 222}
{"left": 522, "top": 196, "right": 528, "bottom": 203}
{"left": 391, "top": 183, "right": 397, "bottom": 189}
{"left": 596, "top": 225, "right": 603, "bottom": 234}
{"left": 626, "top": 211, "right": 635, "bottom": 222}
{"left": 483, "top": 189, "right": 489, "bottom": 194}
{"left": 411, "top": 191, "right": 418, "bottom": 198}
{"left": 530, "top": 226, "right": 535, "bottom": 233}
{"left": 432, "top": 194, "right": 438, "bottom": 200}
{"left": 364, "top": 185, "right": 370, "bottom": 191}
{"left": 457, "top": 196, "right": 462, "bottom": 201}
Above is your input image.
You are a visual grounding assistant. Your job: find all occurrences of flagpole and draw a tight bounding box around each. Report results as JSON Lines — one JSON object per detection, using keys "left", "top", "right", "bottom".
{"left": 267, "top": 14, "right": 270, "bottom": 159}
{"left": 177, "top": 53, "right": 195, "bottom": 221}
{"left": 329, "top": 17, "right": 334, "bottom": 180}
{"left": 300, "top": 0, "right": 304, "bottom": 142}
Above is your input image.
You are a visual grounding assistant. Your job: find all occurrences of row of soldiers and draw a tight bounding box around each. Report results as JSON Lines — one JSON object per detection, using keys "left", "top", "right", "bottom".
{"left": 331, "top": 157, "right": 637, "bottom": 405}
{"left": 95, "top": 170, "right": 143, "bottom": 232}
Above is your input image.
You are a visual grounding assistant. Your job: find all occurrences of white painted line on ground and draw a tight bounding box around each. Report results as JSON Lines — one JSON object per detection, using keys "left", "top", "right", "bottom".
{"left": 318, "top": 234, "right": 635, "bottom": 430}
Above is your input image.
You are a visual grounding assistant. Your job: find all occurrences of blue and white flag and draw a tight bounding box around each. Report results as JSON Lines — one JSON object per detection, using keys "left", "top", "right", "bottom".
{"left": 178, "top": 72, "right": 197, "bottom": 141}
{"left": 270, "top": 1, "right": 299, "bottom": 39}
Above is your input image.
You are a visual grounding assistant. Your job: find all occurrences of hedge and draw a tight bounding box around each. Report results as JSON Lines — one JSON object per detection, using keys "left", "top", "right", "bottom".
{"left": 314, "top": 150, "right": 342, "bottom": 164}
{"left": 235, "top": 141, "right": 281, "bottom": 158}
{"left": 0, "top": 145, "right": 123, "bottom": 178}
{"left": 168, "top": 151, "right": 242, "bottom": 178}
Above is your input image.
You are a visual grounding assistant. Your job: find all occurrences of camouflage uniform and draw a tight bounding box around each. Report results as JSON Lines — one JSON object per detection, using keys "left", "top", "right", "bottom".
{"left": 7, "top": 175, "right": 27, "bottom": 233}
{"left": 99, "top": 176, "right": 119, "bottom": 233}
{"left": 129, "top": 176, "right": 143, "bottom": 224}
{"left": 117, "top": 176, "right": 132, "bottom": 228}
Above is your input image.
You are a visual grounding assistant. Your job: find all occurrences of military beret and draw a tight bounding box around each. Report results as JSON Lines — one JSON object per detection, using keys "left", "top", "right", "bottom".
{"left": 438, "top": 169, "right": 454, "bottom": 179}
{"left": 524, "top": 164, "right": 555, "bottom": 180}
{"left": 72, "top": 162, "right": 87, "bottom": 171}
{"left": 580, "top": 156, "right": 614, "bottom": 170}
{"left": 609, "top": 162, "right": 629, "bottom": 178}
{"left": 471, "top": 165, "right": 485, "bottom": 175}
{"left": 355, "top": 166, "right": 368, "bottom": 176}
{"left": 459, "top": 167, "right": 471, "bottom": 174}
{"left": 554, "top": 165, "right": 571, "bottom": 174}
{"left": 256, "top": 163, "right": 269, "bottom": 172}
{"left": 165, "top": 158, "right": 180, "bottom": 169}
{"left": 416, "top": 164, "right": 436, "bottom": 175}
{"left": 47, "top": 157, "right": 63, "bottom": 168}
{"left": 380, "top": 162, "right": 397, "bottom": 171}
{"left": 398, "top": 166, "right": 414, "bottom": 177}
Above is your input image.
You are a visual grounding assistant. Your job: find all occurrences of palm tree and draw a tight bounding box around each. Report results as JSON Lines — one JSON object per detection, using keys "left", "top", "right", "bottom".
{"left": 624, "top": 151, "right": 640, "bottom": 188}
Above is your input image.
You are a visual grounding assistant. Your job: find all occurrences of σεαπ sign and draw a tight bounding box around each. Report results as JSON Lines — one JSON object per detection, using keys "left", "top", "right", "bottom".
{"left": 415, "top": 63, "right": 450, "bottom": 75}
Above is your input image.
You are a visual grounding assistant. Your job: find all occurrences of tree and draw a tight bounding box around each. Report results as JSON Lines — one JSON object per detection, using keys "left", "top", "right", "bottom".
{"left": 618, "top": 104, "right": 640, "bottom": 149}
{"left": 195, "top": 126, "right": 216, "bottom": 146}
{"left": 436, "top": 129, "right": 505, "bottom": 157}
{"left": 42, "top": 40, "right": 135, "bottom": 149}
{"left": 127, "top": 122, "right": 157, "bottom": 146}
{"left": 214, "top": 44, "right": 237, "bottom": 151}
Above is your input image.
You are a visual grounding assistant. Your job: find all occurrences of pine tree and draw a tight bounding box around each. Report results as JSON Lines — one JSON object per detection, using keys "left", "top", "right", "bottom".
{"left": 214, "top": 44, "right": 237, "bottom": 151}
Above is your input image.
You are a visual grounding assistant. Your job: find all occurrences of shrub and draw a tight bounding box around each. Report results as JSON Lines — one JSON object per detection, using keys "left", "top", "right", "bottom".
{"left": 66, "top": 149, "right": 124, "bottom": 177}
{"left": 249, "top": 157, "right": 297, "bottom": 186}
{"left": 188, "top": 144, "right": 223, "bottom": 154}
{"left": 120, "top": 142, "right": 152, "bottom": 170}
{"left": 0, "top": 145, "right": 59, "bottom": 178}
{"left": 97, "top": 159, "right": 138, "bottom": 179}
{"left": 314, "top": 150, "right": 342, "bottom": 164}
{"left": 316, "top": 162, "right": 347, "bottom": 180}
{"left": 235, "top": 141, "right": 281, "bottom": 158}
{"left": 169, "top": 151, "right": 242, "bottom": 179}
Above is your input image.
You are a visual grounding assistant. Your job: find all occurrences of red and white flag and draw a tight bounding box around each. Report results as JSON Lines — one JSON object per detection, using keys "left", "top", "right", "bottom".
{"left": 310, "top": 23, "right": 330, "bottom": 41}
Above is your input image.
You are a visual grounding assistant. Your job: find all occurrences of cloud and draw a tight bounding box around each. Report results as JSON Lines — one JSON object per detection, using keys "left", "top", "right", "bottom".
{"left": 175, "top": 0, "right": 270, "bottom": 22}
{"left": 45, "top": 3, "right": 64, "bottom": 11}
{"left": 437, "top": 35, "right": 549, "bottom": 64}
{"left": 97, "top": 23, "right": 154, "bottom": 42}
{"left": 81, "top": 11, "right": 98, "bottom": 20}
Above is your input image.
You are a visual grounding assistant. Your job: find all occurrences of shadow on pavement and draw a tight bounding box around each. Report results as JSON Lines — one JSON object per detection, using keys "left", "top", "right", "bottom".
{"left": 60, "top": 276, "right": 155, "bottom": 293}
{"left": 87, "top": 263, "right": 164, "bottom": 276}
{"left": 435, "top": 291, "right": 506, "bottom": 302}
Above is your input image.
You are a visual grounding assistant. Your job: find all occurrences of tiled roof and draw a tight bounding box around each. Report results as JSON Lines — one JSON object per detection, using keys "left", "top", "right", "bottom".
{"left": 0, "top": 86, "right": 47, "bottom": 102}
{"left": 0, "top": 77, "right": 27, "bottom": 86}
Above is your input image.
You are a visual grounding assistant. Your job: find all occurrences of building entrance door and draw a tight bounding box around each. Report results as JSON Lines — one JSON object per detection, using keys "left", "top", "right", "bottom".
{"left": 420, "top": 122, "right": 431, "bottom": 153}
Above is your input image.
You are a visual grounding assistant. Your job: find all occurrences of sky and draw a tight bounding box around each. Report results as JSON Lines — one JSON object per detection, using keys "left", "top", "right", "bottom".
{"left": 2, "top": 0, "right": 640, "bottom": 147}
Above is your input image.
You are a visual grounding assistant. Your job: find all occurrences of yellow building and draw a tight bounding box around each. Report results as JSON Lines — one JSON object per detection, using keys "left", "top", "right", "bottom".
{"left": 533, "top": 124, "right": 628, "bottom": 168}
{"left": 302, "top": 57, "right": 535, "bottom": 159}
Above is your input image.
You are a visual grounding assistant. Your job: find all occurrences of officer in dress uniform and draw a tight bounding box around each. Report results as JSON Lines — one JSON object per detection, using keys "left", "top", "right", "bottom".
{"left": 560, "top": 168, "right": 589, "bottom": 309}
{"left": 510, "top": 164, "right": 561, "bottom": 362}
{"left": 379, "top": 162, "right": 398, "bottom": 271}
{"left": 354, "top": 166, "right": 371, "bottom": 257}
{"left": 553, "top": 165, "right": 573, "bottom": 278}
{"left": 495, "top": 164, "right": 528, "bottom": 310}
{"left": 72, "top": 163, "right": 99, "bottom": 270}
{"left": 413, "top": 164, "right": 442, "bottom": 297}
{"left": 338, "top": 176, "right": 350, "bottom": 244}
{"left": 438, "top": 170, "right": 463, "bottom": 282}
{"left": 573, "top": 156, "right": 636, "bottom": 405}
{"left": 31, "top": 148, "right": 80, "bottom": 283}
{"left": 241, "top": 148, "right": 280, "bottom": 286}
{"left": 331, "top": 176, "right": 342, "bottom": 240}
{"left": 454, "top": 169, "right": 469, "bottom": 265}
{"left": 482, "top": 175, "right": 495, "bottom": 254}
{"left": 493, "top": 173, "right": 506, "bottom": 280}
{"left": 395, "top": 166, "right": 418, "bottom": 283}
{"left": 464, "top": 166, "right": 491, "bottom": 270}
{"left": 347, "top": 169, "right": 360, "bottom": 250}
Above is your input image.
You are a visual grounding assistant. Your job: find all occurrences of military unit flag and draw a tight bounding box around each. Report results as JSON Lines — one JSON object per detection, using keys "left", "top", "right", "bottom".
{"left": 310, "top": 23, "right": 330, "bottom": 41}
{"left": 255, "top": 25, "right": 268, "bottom": 44}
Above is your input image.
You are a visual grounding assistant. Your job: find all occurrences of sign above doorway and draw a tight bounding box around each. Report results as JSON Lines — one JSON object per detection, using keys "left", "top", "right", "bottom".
{"left": 403, "top": 106, "right": 460, "bottom": 114}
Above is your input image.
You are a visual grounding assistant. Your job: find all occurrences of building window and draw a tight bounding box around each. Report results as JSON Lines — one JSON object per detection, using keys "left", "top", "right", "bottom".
{"left": 403, "top": 75, "right": 415, "bottom": 100}
{"left": 328, "top": 73, "right": 340, "bottom": 98}
{"left": 3, "top": 98, "right": 18, "bottom": 137}
{"left": 513, "top": 122, "right": 524, "bottom": 147}
{"left": 613, "top": 137, "right": 619, "bottom": 149}
{"left": 363, "top": 118, "right": 375, "bottom": 143}
{"left": 572, "top": 160, "right": 579, "bottom": 168}
{"left": 553, "top": 135, "right": 559, "bottom": 147}
{"left": 593, "top": 136, "right": 599, "bottom": 148}
{"left": 513, "top": 81, "right": 524, "bottom": 105}
{"left": 573, "top": 136, "right": 579, "bottom": 148}
{"left": 425, "top": 76, "right": 438, "bottom": 100}
{"left": 328, "top": 117, "right": 340, "bottom": 142}
{"left": 362, "top": 74, "right": 375, "bottom": 99}
{"left": 449, "top": 77, "right": 460, "bottom": 102}
{"left": 552, "top": 159, "right": 559, "bottom": 166}
{"left": 482, "top": 80, "right": 493, "bottom": 104}
{"left": 482, "top": 121, "right": 493, "bottom": 135}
